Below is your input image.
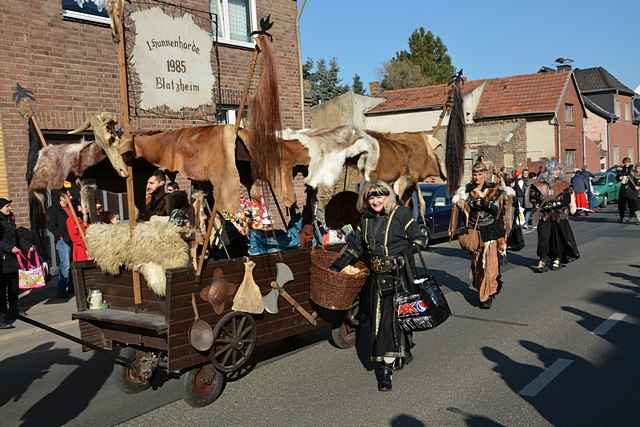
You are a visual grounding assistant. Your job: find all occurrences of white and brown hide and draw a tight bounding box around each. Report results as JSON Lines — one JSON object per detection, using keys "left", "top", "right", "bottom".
{"left": 279, "top": 126, "right": 446, "bottom": 190}
{"left": 280, "top": 125, "right": 379, "bottom": 188}
{"left": 85, "top": 218, "right": 190, "bottom": 296}
{"left": 28, "top": 141, "right": 106, "bottom": 192}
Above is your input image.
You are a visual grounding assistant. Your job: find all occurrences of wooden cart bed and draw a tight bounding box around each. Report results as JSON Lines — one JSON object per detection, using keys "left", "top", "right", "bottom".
{"left": 72, "top": 248, "right": 326, "bottom": 372}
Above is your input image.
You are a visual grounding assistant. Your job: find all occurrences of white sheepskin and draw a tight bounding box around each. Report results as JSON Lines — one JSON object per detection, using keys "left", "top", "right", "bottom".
{"left": 452, "top": 185, "right": 469, "bottom": 205}
{"left": 85, "top": 220, "right": 190, "bottom": 297}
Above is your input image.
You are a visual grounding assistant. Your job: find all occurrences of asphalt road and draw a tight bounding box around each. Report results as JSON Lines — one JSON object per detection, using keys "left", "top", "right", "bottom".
{"left": 1, "top": 207, "right": 638, "bottom": 426}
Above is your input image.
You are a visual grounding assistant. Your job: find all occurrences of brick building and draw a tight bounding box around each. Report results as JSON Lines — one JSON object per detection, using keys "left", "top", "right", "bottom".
{"left": 575, "top": 67, "right": 639, "bottom": 166}
{"left": 0, "top": 0, "right": 304, "bottom": 226}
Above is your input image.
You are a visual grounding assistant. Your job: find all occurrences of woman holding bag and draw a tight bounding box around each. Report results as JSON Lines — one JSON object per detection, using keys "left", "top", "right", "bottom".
{"left": 0, "top": 198, "right": 21, "bottom": 329}
{"left": 329, "top": 181, "right": 428, "bottom": 392}
{"left": 452, "top": 162, "right": 514, "bottom": 309}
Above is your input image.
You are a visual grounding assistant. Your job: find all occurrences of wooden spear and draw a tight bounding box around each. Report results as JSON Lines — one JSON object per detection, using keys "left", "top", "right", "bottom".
{"left": 111, "top": 1, "right": 143, "bottom": 307}
{"left": 196, "top": 40, "right": 261, "bottom": 277}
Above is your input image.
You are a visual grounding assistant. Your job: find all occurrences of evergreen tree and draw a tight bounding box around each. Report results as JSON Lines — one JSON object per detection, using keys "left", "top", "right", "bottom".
{"left": 382, "top": 27, "right": 456, "bottom": 89}
{"left": 352, "top": 73, "right": 366, "bottom": 95}
{"left": 302, "top": 57, "right": 350, "bottom": 105}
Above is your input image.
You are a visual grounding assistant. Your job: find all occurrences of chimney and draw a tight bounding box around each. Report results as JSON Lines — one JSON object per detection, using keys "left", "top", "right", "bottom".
{"left": 557, "top": 64, "right": 572, "bottom": 72}
{"left": 369, "top": 81, "right": 381, "bottom": 97}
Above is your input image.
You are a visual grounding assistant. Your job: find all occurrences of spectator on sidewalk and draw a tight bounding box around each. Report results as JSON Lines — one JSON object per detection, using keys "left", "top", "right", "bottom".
{"left": 47, "top": 192, "right": 72, "bottom": 298}
{"left": 99, "top": 210, "right": 120, "bottom": 224}
{"left": 571, "top": 169, "right": 590, "bottom": 215}
{"left": 64, "top": 200, "right": 89, "bottom": 263}
{"left": 0, "top": 198, "right": 20, "bottom": 329}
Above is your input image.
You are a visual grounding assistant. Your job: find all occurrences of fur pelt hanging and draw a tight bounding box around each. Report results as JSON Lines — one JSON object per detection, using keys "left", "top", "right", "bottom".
{"left": 249, "top": 35, "right": 283, "bottom": 191}
{"left": 445, "top": 81, "right": 466, "bottom": 195}
{"left": 85, "top": 219, "right": 190, "bottom": 296}
{"left": 28, "top": 140, "right": 106, "bottom": 192}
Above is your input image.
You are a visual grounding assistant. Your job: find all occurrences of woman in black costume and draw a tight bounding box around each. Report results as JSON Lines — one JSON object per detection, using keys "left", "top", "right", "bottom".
{"left": 330, "top": 181, "right": 427, "bottom": 391}
{"left": 529, "top": 161, "right": 579, "bottom": 272}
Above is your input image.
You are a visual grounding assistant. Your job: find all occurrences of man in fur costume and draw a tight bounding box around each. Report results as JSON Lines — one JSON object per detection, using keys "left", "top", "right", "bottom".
{"left": 452, "top": 162, "right": 514, "bottom": 309}
{"left": 528, "top": 161, "right": 580, "bottom": 272}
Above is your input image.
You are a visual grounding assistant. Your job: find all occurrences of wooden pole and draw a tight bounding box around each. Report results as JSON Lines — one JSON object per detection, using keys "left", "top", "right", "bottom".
{"left": 113, "top": 4, "right": 143, "bottom": 307}
{"left": 196, "top": 42, "right": 261, "bottom": 276}
{"left": 30, "top": 116, "right": 48, "bottom": 148}
{"left": 63, "top": 193, "right": 88, "bottom": 250}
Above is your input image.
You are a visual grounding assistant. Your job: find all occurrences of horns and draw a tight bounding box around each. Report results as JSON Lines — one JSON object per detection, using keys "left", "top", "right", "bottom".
{"left": 68, "top": 112, "right": 117, "bottom": 135}
{"left": 68, "top": 117, "right": 92, "bottom": 135}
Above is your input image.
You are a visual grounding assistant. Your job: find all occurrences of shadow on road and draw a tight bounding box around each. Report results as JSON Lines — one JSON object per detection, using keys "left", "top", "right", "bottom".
{"left": 428, "top": 246, "right": 469, "bottom": 261}
{"left": 389, "top": 414, "right": 427, "bottom": 427}
{"left": 0, "top": 342, "right": 83, "bottom": 408}
{"left": 446, "top": 407, "right": 506, "bottom": 427}
{"left": 429, "top": 268, "right": 478, "bottom": 308}
{"left": 484, "top": 268, "right": 640, "bottom": 426}
{"left": 19, "top": 350, "right": 116, "bottom": 427}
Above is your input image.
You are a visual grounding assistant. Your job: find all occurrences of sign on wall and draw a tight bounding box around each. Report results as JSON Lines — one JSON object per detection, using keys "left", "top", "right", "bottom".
{"left": 62, "top": 0, "right": 111, "bottom": 24}
{"left": 130, "top": 7, "right": 215, "bottom": 111}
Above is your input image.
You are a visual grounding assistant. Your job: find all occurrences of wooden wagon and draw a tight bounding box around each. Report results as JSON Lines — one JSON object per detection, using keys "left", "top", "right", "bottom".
{"left": 71, "top": 247, "right": 357, "bottom": 407}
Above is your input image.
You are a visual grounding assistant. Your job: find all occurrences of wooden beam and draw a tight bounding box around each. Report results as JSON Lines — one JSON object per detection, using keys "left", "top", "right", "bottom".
{"left": 113, "top": 3, "right": 143, "bottom": 307}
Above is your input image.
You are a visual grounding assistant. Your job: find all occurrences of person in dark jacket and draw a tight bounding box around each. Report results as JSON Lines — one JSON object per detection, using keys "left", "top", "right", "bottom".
{"left": 138, "top": 169, "right": 168, "bottom": 221}
{"left": 47, "top": 192, "right": 72, "bottom": 298}
{"left": 330, "top": 181, "right": 427, "bottom": 392}
{"left": 0, "top": 198, "right": 21, "bottom": 328}
{"left": 616, "top": 157, "right": 639, "bottom": 223}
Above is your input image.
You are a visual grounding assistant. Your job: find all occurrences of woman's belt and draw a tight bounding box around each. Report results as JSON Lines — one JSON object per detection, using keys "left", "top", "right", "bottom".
{"left": 370, "top": 255, "right": 404, "bottom": 273}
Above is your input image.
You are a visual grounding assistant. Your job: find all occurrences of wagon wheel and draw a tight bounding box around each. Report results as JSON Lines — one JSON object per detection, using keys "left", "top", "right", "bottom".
{"left": 182, "top": 364, "right": 225, "bottom": 408}
{"left": 114, "top": 347, "right": 152, "bottom": 394}
{"left": 210, "top": 311, "right": 256, "bottom": 373}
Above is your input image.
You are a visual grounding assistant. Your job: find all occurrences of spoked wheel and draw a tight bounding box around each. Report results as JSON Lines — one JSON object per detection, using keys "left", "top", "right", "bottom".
{"left": 210, "top": 311, "right": 256, "bottom": 373}
{"left": 330, "top": 322, "right": 356, "bottom": 349}
{"left": 182, "top": 364, "right": 225, "bottom": 408}
{"left": 115, "top": 347, "right": 152, "bottom": 394}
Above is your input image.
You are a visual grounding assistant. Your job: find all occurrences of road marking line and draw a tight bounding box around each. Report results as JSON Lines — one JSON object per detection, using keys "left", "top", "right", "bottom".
{"left": 0, "top": 319, "right": 78, "bottom": 343}
{"left": 519, "top": 358, "right": 573, "bottom": 397}
{"left": 591, "top": 313, "right": 626, "bottom": 335}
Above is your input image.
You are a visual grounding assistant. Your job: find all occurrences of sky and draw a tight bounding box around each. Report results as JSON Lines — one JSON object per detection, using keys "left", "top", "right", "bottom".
{"left": 299, "top": 0, "right": 639, "bottom": 92}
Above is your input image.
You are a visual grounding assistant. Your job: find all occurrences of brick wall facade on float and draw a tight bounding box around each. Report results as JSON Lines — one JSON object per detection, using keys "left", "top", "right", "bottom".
{"left": 464, "top": 119, "right": 528, "bottom": 171}
{"left": 0, "top": 0, "right": 302, "bottom": 226}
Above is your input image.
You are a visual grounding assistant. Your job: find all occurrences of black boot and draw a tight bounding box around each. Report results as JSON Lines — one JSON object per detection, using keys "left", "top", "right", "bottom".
{"left": 479, "top": 295, "right": 493, "bottom": 309}
{"left": 375, "top": 364, "right": 393, "bottom": 392}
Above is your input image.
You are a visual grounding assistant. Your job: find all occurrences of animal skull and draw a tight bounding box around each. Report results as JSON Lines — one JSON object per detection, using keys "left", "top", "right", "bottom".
{"left": 69, "top": 112, "right": 129, "bottom": 178}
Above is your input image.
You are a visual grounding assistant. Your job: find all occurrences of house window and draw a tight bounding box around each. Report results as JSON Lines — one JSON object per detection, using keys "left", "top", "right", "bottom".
{"left": 612, "top": 146, "right": 620, "bottom": 164}
{"left": 564, "top": 104, "right": 573, "bottom": 124}
{"left": 624, "top": 102, "right": 632, "bottom": 121}
{"left": 210, "top": 0, "right": 257, "bottom": 47}
{"left": 627, "top": 148, "right": 633, "bottom": 162}
{"left": 614, "top": 100, "right": 621, "bottom": 118}
{"left": 564, "top": 149, "right": 576, "bottom": 170}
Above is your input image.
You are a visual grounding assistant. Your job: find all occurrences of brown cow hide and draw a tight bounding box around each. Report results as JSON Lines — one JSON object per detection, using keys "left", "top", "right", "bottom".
{"left": 122, "top": 125, "right": 241, "bottom": 213}
{"left": 365, "top": 131, "right": 445, "bottom": 183}
{"left": 280, "top": 126, "right": 379, "bottom": 188}
{"left": 29, "top": 141, "right": 106, "bottom": 191}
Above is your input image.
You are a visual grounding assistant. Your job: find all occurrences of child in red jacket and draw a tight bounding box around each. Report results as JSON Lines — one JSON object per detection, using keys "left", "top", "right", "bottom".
{"left": 64, "top": 201, "right": 89, "bottom": 262}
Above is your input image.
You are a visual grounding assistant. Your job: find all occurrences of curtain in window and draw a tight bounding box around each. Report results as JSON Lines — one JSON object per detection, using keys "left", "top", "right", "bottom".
{"left": 228, "top": 0, "right": 251, "bottom": 42}
{"left": 210, "top": 0, "right": 225, "bottom": 38}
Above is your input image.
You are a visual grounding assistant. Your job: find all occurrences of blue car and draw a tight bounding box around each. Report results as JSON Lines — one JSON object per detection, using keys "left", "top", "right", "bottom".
{"left": 414, "top": 183, "right": 465, "bottom": 245}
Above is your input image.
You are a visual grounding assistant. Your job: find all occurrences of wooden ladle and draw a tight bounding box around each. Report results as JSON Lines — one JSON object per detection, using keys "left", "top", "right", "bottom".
{"left": 189, "top": 293, "right": 214, "bottom": 352}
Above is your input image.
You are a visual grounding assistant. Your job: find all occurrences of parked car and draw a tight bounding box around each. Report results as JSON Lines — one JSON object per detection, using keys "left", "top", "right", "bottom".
{"left": 415, "top": 183, "right": 465, "bottom": 245}
{"left": 592, "top": 171, "right": 620, "bottom": 207}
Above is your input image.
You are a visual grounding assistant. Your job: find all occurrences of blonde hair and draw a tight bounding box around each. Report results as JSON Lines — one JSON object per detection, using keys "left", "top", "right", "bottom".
{"left": 356, "top": 181, "right": 398, "bottom": 213}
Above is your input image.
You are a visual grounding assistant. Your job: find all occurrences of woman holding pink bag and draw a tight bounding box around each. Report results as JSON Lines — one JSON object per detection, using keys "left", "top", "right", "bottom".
{"left": 0, "top": 198, "right": 20, "bottom": 329}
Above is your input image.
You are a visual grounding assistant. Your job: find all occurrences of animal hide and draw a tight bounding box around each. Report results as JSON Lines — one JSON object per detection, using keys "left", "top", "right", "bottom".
{"left": 85, "top": 219, "right": 190, "bottom": 296}
{"left": 29, "top": 141, "right": 106, "bottom": 192}
{"left": 121, "top": 124, "right": 241, "bottom": 214}
{"left": 280, "top": 126, "right": 379, "bottom": 188}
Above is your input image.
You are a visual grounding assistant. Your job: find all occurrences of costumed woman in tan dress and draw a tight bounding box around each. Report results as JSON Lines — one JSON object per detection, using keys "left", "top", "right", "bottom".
{"left": 330, "top": 181, "right": 427, "bottom": 391}
{"left": 452, "top": 162, "right": 514, "bottom": 308}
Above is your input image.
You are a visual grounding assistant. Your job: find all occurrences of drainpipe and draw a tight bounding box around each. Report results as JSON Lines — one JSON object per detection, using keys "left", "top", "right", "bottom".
{"left": 296, "top": 0, "right": 308, "bottom": 128}
{"left": 606, "top": 120, "right": 611, "bottom": 168}
{"left": 554, "top": 117, "right": 561, "bottom": 165}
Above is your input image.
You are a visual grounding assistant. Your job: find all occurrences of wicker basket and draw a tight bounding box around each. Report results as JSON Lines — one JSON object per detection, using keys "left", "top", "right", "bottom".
{"left": 309, "top": 249, "right": 369, "bottom": 310}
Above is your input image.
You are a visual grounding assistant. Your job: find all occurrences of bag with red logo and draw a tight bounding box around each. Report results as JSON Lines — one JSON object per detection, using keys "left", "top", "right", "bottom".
{"left": 395, "top": 251, "right": 450, "bottom": 332}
